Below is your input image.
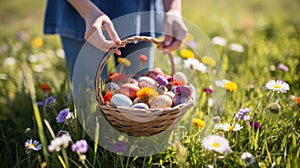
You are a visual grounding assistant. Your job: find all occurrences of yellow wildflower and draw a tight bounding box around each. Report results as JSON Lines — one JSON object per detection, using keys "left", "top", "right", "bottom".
{"left": 136, "top": 87, "right": 158, "bottom": 104}
{"left": 224, "top": 81, "right": 238, "bottom": 92}
{"left": 180, "top": 49, "right": 195, "bottom": 59}
{"left": 193, "top": 118, "right": 205, "bottom": 128}
{"left": 201, "top": 56, "right": 216, "bottom": 67}
{"left": 117, "top": 57, "right": 131, "bottom": 66}
{"left": 31, "top": 37, "right": 43, "bottom": 48}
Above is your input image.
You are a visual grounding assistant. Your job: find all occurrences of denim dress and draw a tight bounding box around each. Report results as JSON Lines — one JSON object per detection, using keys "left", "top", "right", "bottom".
{"left": 44, "top": 0, "right": 164, "bottom": 78}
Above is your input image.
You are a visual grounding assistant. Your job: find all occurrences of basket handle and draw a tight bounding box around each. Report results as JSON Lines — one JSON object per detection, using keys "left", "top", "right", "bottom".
{"left": 95, "top": 36, "right": 176, "bottom": 105}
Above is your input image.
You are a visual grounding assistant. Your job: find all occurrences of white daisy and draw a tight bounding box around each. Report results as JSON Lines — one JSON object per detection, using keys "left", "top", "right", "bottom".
{"left": 229, "top": 43, "right": 244, "bottom": 52}
{"left": 265, "top": 80, "right": 290, "bottom": 93}
{"left": 25, "top": 139, "right": 42, "bottom": 151}
{"left": 214, "top": 123, "right": 243, "bottom": 131}
{"left": 215, "top": 79, "right": 230, "bottom": 88}
{"left": 201, "top": 135, "right": 232, "bottom": 153}
{"left": 3, "top": 57, "right": 16, "bottom": 67}
{"left": 48, "top": 134, "right": 71, "bottom": 152}
{"left": 212, "top": 36, "right": 227, "bottom": 46}
{"left": 241, "top": 152, "right": 256, "bottom": 166}
{"left": 183, "top": 58, "right": 207, "bottom": 73}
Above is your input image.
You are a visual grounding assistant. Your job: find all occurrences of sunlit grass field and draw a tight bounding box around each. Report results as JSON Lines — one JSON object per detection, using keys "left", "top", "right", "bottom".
{"left": 0, "top": 0, "right": 300, "bottom": 167}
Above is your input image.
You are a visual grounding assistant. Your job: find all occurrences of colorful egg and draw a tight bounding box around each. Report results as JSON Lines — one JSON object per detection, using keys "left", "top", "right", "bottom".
{"left": 132, "top": 103, "right": 149, "bottom": 109}
{"left": 104, "top": 82, "right": 120, "bottom": 94}
{"left": 147, "top": 68, "right": 164, "bottom": 79}
{"left": 157, "top": 85, "right": 168, "bottom": 95}
{"left": 150, "top": 95, "right": 173, "bottom": 108}
{"left": 173, "top": 94, "right": 189, "bottom": 106}
{"left": 111, "top": 94, "right": 133, "bottom": 107}
{"left": 119, "top": 83, "right": 140, "bottom": 99}
{"left": 175, "top": 85, "right": 192, "bottom": 97}
{"left": 138, "top": 76, "right": 156, "bottom": 88}
{"left": 126, "top": 77, "right": 138, "bottom": 85}
{"left": 173, "top": 72, "right": 188, "bottom": 85}
{"left": 164, "top": 91, "right": 175, "bottom": 99}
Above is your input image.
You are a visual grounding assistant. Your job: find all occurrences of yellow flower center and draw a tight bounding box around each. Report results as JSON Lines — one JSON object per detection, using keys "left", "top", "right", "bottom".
{"left": 201, "top": 56, "right": 216, "bottom": 67}
{"left": 180, "top": 49, "right": 195, "bottom": 59}
{"left": 228, "top": 126, "right": 234, "bottom": 131}
{"left": 29, "top": 143, "right": 36, "bottom": 148}
{"left": 193, "top": 119, "right": 205, "bottom": 128}
{"left": 212, "top": 142, "right": 220, "bottom": 148}
{"left": 273, "top": 85, "right": 281, "bottom": 89}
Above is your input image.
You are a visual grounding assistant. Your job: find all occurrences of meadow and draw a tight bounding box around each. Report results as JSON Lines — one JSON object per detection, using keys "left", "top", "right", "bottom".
{"left": 0, "top": 0, "right": 300, "bottom": 167}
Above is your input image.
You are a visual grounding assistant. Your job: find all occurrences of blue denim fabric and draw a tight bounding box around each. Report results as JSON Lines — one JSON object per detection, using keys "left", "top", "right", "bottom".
{"left": 44, "top": 0, "right": 163, "bottom": 40}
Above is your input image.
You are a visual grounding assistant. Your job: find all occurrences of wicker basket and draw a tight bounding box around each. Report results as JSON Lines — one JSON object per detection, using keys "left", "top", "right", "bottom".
{"left": 95, "top": 36, "right": 195, "bottom": 136}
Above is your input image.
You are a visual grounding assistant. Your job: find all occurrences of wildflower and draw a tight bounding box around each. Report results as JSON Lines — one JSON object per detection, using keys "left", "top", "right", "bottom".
{"left": 110, "top": 141, "right": 128, "bottom": 153}
{"left": 278, "top": 63, "right": 289, "bottom": 72}
{"left": 241, "top": 152, "right": 256, "bottom": 166}
{"left": 265, "top": 80, "right": 289, "bottom": 93}
{"left": 224, "top": 81, "right": 238, "bottom": 92}
{"left": 214, "top": 123, "right": 243, "bottom": 131}
{"left": 117, "top": 57, "right": 131, "bottom": 66}
{"left": 44, "top": 96, "right": 56, "bottom": 106}
{"left": 48, "top": 134, "right": 72, "bottom": 152}
{"left": 139, "top": 54, "right": 148, "bottom": 62}
{"left": 203, "top": 88, "right": 213, "bottom": 94}
{"left": 56, "top": 108, "right": 74, "bottom": 123}
{"left": 184, "top": 33, "right": 193, "bottom": 41}
{"left": 156, "top": 75, "right": 168, "bottom": 86}
{"left": 229, "top": 43, "right": 244, "bottom": 52}
{"left": 136, "top": 87, "right": 158, "bottom": 104}
{"left": 193, "top": 118, "right": 205, "bottom": 128}
{"left": 267, "top": 102, "right": 281, "bottom": 113}
{"left": 3, "top": 57, "right": 16, "bottom": 67}
{"left": 180, "top": 49, "right": 195, "bottom": 59}
{"left": 31, "top": 37, "right": 44, "bottom": 48}
{"left": 183, "top": 58, "right": 207, "bottom": 73}
{"left": 103, "top": 92, "right": 112, "bottom": 103}
{"left": 25, "top": 139, "right": 42, "bottom": 151}
{"left": 235, "top": 108, "right": 251, "bottom": 121}
{"left": 249, "top": 121, "right": 262, "bottom": 130}
{"left": 215, "top": 79, "right": 238, "bottom": 92}
{"left": 212, "top": 36, "right": 227, "bottom": 46}
{"left": 40, "top": 83, "right": 51, "bottom": 92}
{"left": 201, "top": 56, "right": 216, "bottom": 67}
{"left": 296, "top": 97, "right": 300, "bottom": 106}
{"left": 72, "top": 140, "right": 88, "bottom": 154}
{"left": 201, "top": 135, "right": 232, "bottom": 153}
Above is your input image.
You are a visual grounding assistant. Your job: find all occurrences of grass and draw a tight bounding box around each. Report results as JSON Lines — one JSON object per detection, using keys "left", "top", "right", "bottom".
{"left": 0, "top": 0, "right": 300, "bottom": 167}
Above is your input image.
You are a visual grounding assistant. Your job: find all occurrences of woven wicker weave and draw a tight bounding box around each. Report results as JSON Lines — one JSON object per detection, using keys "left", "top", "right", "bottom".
{"left": 95, "top": 36, "right": 194, "bottom": 136}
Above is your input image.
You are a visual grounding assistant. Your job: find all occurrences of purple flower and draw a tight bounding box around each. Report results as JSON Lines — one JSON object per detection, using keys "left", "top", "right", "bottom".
{"left": 250, "top": 121, "right": 262, "bottom": 130}
{"left": 155, "top": 75, "right": 168, "bottom": 86}
{"left": 56, "top": 108, "right": 73, "bottom": 123}
{"left": 37, "top": 101, "right": 44, "bottom": 106}
{"left": 235, "top": 108, "right": 251, "bottom": 121}
{"left": 278, "top": 63, "right": 289, "bottom": 72}
{"left": 110, "top": 141, "right": 127, "bottom": 153}
{"left": 37, "top": 96, "right": 56, "bottom": 107}
{"left": 72, "top": 140, "right": 88, "bottom": 153}
{"left": 203, "top": 88, "right": 213, "bottom": 94}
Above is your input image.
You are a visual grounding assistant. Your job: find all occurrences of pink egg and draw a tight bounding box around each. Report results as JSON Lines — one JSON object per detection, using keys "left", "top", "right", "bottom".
{"left": 138, "top": 76, "right": 156, "bottom": 88}
{"left": 119, "top": 83, "right": 140, "bottom": 99}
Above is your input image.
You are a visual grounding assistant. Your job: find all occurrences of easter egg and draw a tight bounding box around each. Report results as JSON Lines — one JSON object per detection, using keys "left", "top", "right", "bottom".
{"left": 111, "top": 94, "right": 133, "bottom": 107}
{"left": 173, "top": 72, "right": 188, "bottom": 85}
{"left": 126, "top": 77, "right": 138, "bottom": 85}
{"left": 150, "top": 95, "right": 172, "bottom": 108}
{"left": 132, "top": 103, "right": 149, "bottom": 109}
{"left": 157, "top": 85, "right": 168, "bottom": 95}
{"left": 138, "top": 76, "right": 156, "bottom": 88}
{"left": 104, "top": 82, "right": 120, "bottom": 94}
{"left": 173, "top": 94, "right": 189, "bottom": 106}
{"left": 147, "top": 68, "right": 164, "bottom": 79}
{"left": 164, "top": 91, "right": 175, "bottom": 99}
{"left": 119, "top": 83, "right": 140, "bottom": 99}
{"left": 175, "top": 85, "right": 192, "bottom": 97}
